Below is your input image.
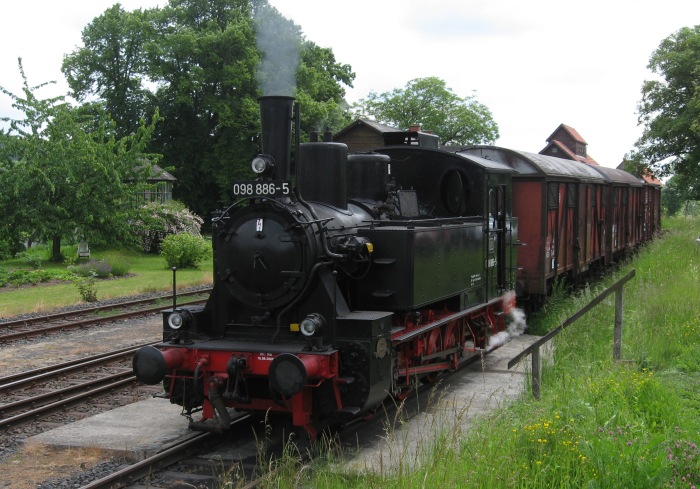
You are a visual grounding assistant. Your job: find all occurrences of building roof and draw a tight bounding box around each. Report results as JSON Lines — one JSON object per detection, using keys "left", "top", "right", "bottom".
{"left": 546, "top": 123, "right": 587, "bottom": 145}
{"left": 333, "top": 118, "right": 403, "bottom": 140}
{"left": 540, "top": 123, "right": 599, "bottom": 165}
{"left": 540, "top": 139, "right": 599, "bottom": 165}
{"left": 147, "top": 164, "right": 176, "bottom": 182}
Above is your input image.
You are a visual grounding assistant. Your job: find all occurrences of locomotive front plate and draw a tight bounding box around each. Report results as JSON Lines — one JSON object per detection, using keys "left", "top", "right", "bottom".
{"left": 232, "top": 180, "right": 291, "bottom": 198}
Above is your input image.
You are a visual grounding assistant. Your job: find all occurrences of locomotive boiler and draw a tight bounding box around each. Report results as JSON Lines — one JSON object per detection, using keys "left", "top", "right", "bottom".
{"left": 133, "top": 96, "right": 519, "bottom": 438}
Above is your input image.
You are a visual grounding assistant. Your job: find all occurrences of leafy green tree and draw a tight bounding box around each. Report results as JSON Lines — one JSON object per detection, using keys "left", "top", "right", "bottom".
{"left": 659, "top": 174, "right": 700, "bottom": 216}
{"left": 61, "top": 0, "right": 355, "bottom": 220}
{"left": 295, "top": 42, "right": 355, "bottom": 136}
{"left": 62, "top": 4, "right": 156, "bottom": 138}
{"left": 634, "top": 25, "right": 700, "bottom": 194}
{"left": 0, "top": 59, "right": 159, "bottom": 261}
{"left": 144, "top": 0, "right": 261, "bottom": 218}
{"left": 353, "top": 77, "right": 499, "bottom": 145}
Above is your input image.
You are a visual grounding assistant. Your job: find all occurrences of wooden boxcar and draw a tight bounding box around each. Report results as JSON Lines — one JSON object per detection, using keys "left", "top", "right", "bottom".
{"left": 588, "top": 166, "right": 644, "bottom": 263}
{"left": 458, "top": 146, "right": 608, "bottom": 301}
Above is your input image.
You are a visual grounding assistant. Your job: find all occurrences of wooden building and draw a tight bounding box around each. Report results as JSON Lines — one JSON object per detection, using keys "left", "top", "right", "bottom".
{"left": 539, "top": 123, "right": 599, "bottom": 165}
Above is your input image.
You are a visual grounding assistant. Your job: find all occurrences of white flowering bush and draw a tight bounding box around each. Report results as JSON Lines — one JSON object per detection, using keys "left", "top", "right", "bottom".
{"left": 132, "top": 201, "right": 204, "bottom": 253}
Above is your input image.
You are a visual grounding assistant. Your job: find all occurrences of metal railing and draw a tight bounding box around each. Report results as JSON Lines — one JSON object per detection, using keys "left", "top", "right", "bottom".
{"left": 508, "top": 269, "right": 636, "bottom": 399}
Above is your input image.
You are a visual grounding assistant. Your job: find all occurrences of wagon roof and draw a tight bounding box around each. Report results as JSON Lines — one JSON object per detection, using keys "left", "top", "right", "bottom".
{"left": 456, "top": 146, "right": 606, "bottom": 182}
{"left": 589, "top": 165, "right": 643, "bottom": 186}
{"left": 442, "top": 147, "right": 516, "bottom": 173}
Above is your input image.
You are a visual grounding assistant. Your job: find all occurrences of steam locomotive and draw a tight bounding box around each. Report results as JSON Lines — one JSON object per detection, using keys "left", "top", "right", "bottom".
{"left": 132, "top": 96, "right": 519, "bottom": 438}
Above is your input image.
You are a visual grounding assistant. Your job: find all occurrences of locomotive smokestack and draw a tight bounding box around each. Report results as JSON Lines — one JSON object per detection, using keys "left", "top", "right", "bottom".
{"left": 259, "top": 96, "right": 294, "bottom": 181}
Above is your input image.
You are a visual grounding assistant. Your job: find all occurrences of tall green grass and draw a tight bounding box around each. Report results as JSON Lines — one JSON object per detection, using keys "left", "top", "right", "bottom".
{"left": 248, "top": 217, "right": 700, "bottom": 488}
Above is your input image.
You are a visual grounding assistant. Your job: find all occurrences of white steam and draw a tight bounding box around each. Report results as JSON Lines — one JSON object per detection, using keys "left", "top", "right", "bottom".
{"left": 254, "top": 6, "right": 300, "bottom": 96}
{"left": 489, "top": 307, "right": 528, "bottom": 349}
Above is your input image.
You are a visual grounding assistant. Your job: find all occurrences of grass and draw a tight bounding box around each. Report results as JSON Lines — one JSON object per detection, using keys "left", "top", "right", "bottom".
{"left": 241, "top": 216, "right": 700, "bottom": 488}
{"left": 0, "top": 247, "right": 213, "bottom": 317}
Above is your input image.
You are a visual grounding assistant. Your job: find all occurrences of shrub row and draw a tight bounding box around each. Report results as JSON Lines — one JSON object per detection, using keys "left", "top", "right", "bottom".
{"left": 0, "top": 268, "right": 76, "bottom": 287}
{"left": 0, "top": 257, "right": 132, "bottom": 288}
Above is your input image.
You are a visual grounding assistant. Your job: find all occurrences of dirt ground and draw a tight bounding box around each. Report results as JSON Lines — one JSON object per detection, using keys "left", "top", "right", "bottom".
{"left": 1, "top": 444, "right": 108, "bottom": 489}
{"left": 0, "top": 315, "right": 163, "bottom": 487}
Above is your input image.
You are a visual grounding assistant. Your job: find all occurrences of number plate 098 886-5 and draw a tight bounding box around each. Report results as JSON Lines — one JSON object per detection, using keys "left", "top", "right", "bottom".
{"left": 232, "top": 181, "right": 291, "bottom": 198}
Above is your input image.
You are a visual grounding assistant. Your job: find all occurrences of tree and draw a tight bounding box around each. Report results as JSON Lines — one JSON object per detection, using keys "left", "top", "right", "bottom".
{"left": 295, "top": 42, "right": 355, "bottom": 137}
{"left": 0, "top": 59, "right": 159, "bottom": 261}
{"left": 62, "top": 4, "right": 156, "bottom": 139}
{"left": 62, "top": 0, "right": 356, "bottom": 220}
{"left": 145, "top": 0, "right": 262, "bottom": 218}
{"left": 658, "top": 173, "right": 700, "bottom": 216}
{"left": 634, "top": 25, "right": 700, "bottom": 194}
{"left": 353, "top": 77, "right": 499, "bottom": 145}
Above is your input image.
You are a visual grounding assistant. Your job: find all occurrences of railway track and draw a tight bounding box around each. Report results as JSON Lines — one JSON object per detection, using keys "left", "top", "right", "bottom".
{"left": 0, "top": 342, "right": 159, "bottom": 428}
{"left": 0, "top": 288, "right": 211, "bottom": 343}
{"left": 79, "top": 414, "right": 261, "bottom": 489}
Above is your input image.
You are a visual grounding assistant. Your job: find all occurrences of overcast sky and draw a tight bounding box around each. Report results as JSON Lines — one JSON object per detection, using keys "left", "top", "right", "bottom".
{"left": 1, "top": 0, "right": 698, "bottom": 167}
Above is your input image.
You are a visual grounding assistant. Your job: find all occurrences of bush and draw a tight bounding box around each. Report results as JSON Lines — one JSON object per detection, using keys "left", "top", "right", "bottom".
{"left": 109, "top": 258, "right": 132, "bottom": 277}
{"left": 75, "top": 276, "right": 98, "bottom": 302}
{"left": 0, "top": 268, "right": 75, "bottom": 287}
{"left": 68, "top": 259, "right": 115, "bottom": 278}
{"left": 132, "top": 201, "right": 204, "bottom": 253}
{"left": 0, "top": 234, "right": 26, "bottom": 261}
{"left": 15, "top": 251, "right": 42, "bottom": 269}
{"left": 160, "top": 233, "right": 210, "bottom": 269}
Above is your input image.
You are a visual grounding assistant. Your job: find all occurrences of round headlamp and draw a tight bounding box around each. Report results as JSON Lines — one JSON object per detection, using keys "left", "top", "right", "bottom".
{"left": 167, "top": 309, "right": 193, "bottom": 331}
{"left": 299, "top": 313, "right": 325, "bottom": 337}
{"left": 168, "top": 312, "right": 184, "bottom": 330}
{"left": 251, "top": 155, "right": 275, "bottom": 175}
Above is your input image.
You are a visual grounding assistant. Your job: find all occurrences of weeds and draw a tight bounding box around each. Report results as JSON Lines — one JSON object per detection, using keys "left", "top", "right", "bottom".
{"left": 75, "top": 276, "right": 98, "bottom": 302}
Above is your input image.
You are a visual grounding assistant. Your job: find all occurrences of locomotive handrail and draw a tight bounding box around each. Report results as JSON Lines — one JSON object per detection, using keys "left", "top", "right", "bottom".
{"left": 365, "top": 215, "right": 483, "bottom": 228}
{"left": 393, "top": 296, "right": 505, "bottom": 343}
{"left": 508, "top": 268, "right": 636, "bottom": 399}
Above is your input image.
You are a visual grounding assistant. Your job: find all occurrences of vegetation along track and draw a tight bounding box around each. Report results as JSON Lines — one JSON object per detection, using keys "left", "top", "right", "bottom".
{"left": 0, "top": 288, "right": 211, "bottom": 342}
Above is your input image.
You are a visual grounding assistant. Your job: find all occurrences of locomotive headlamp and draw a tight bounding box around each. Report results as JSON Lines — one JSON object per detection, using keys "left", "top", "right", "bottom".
{"left": 251, "top": 154, "right": 275, "bottom": 175}
{"left": 167, "top": 308, "right": 193, "bottom": 331}
{"left": 299, "top": 313, "right": 325, "bottom": 337}
{"left": 168, "top": 313, "right": 183, "bottom": 329}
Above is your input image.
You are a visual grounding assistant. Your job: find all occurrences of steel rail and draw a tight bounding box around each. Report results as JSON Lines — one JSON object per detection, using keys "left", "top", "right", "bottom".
{"left": 0, "top": 342, "right": 158, "bottom": 389}
{"left": 0, "top": 370, "right": 136, "bottom": 417}
{"left": 79, "top": 414, "right": 251, "bottom": 489}
{"left": 0, "top": 287, "right": 212, "bottom": 329}
{"left": 0, "top": 298, "right": 206, "bottom": 343}
{"left": 0, "top": 376, "right": 138, "bottom": 428}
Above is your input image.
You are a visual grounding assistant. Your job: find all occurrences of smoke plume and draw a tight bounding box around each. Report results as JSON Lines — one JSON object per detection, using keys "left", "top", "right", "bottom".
{"left": 254, "top": 6, "right": 300, "bottom": 96}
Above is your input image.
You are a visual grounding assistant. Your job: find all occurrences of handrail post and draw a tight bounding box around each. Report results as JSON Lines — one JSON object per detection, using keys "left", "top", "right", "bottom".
{"left": 613, "top": 286, "right": 624, "bottom": 360}
{"left": 509, "top": 269, "right": 635, "bottom": 399}
{"left": 531, "top": 346, "right": 541, "bottom": 400}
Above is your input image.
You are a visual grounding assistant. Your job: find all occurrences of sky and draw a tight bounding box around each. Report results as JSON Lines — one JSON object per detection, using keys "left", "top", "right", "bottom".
{"left": 1, "top": 0, "right": 698, "bottom": 168}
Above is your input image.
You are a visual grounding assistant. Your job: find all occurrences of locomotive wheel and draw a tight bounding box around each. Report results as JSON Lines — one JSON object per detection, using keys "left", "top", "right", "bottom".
{"left": 420, "top": 329, "right": 443, "bottom": 384}
{"left": 444, "top": 321, "right": 462, "bottom": 368}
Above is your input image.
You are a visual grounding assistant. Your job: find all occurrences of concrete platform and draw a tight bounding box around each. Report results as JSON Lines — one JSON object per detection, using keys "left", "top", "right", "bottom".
{"left": 28, "top": 397, "right": 199, "bottom": 461}
{"left": 28, "top": 334, "right": 545, "bottom": 467}
{"left": 342, "top": 333, "right": 546, "bottom": 474}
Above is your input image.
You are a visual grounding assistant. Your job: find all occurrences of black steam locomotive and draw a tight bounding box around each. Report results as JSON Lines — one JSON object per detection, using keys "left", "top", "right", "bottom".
{"left": 133, "top": 96, "right": 519, "bottom": 438}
